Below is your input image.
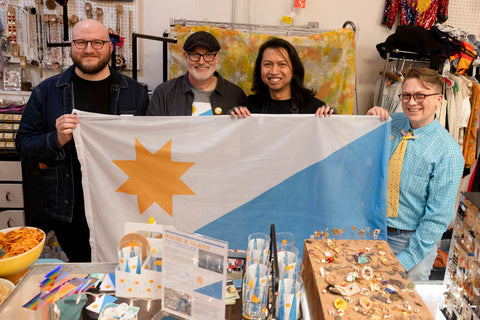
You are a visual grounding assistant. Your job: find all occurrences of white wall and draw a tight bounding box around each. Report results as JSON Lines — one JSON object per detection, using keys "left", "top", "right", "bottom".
{"left": 140, "top": 0, "right": 395, "bottom": 114}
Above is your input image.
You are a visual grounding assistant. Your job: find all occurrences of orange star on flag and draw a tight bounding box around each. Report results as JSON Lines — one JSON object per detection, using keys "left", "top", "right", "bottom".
{"left": 113, "top": 139, "right": 195, "bottom": 216}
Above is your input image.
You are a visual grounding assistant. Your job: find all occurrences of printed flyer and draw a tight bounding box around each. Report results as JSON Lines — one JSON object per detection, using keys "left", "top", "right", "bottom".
{"left": 162, "top": 227, "right": 228, "bottom": 319}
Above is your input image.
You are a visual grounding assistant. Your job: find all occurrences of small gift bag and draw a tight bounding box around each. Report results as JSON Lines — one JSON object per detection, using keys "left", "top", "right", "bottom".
{"left": 115, "top": 223, "right": 171, "bottom": 299}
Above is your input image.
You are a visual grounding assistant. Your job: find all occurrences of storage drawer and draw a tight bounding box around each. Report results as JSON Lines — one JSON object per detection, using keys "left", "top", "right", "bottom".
{"left": 0, "top": 184, "right": 23, "bottom": 207}
{"left": 0, "top": 209, "right": 24, "bottom": 228}
{"left": 0, "top": 161, "right": 22, "bottom": 181}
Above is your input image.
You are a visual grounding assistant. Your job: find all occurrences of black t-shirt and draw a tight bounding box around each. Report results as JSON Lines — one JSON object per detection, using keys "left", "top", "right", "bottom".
{"left": 72, "top": 72, "right": 112, "bottom": 114}
{"left": 245, "top": 94, "right": 326, "bottom": 114}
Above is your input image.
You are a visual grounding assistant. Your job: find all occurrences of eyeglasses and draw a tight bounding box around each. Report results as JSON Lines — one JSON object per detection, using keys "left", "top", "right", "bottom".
{"left": 72, "top": 39, "right": 109, "bottom": 50}
{"left": 187, "top": 52, "right": 217, "bottom": 62}
{"left": 398, "top": 93, "right": 441, "bottom": 103}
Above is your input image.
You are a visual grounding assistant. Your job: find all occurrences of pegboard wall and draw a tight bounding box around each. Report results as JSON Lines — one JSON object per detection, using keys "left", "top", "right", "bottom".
{"left": 447, "top": 0, "right": 480, "bottom": 37}
{"left": 0, "top": 0, "right": 138, "bottom": 75}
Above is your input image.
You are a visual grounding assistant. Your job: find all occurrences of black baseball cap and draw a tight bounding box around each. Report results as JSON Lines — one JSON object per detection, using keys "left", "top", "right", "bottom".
{"left": 183, "top": 31, "right": 221, "bottom": 52}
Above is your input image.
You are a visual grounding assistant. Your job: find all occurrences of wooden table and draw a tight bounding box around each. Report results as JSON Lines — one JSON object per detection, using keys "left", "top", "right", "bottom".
{"left": 302, "top": 239, "right": 434, "bottom": 320}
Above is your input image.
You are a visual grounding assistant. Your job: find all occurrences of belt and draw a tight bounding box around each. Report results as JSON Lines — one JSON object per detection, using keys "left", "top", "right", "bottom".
{"left": 387, "top": 226, "right": 414, "bottom": 233}
{"left": 387, "top": 226, "right": 404, "bottom": 232}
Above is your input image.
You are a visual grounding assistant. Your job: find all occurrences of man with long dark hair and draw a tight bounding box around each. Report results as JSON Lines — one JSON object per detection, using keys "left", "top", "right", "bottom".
{"left": 231, "top": 37, "right": 335, "bottom": 117}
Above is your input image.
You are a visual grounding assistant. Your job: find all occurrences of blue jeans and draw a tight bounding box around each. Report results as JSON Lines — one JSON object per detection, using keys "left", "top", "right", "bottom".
{"left": 387, "top": 229, "right": 438, "bottom": 281}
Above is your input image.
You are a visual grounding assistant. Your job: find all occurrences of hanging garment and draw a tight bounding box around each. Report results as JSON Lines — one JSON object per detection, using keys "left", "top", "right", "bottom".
{"left": 437, "top": 75, "right": 454, "bottom": 127}
{"left": 382, "top": 0, "right": 449, "bottom": 29}
{"left": 373, "top": 73, "right": 403, "bottom": 113}
{"left": 447, "top": 74, "right": 472, "bottom": 145}
{"left": 376, "top": 25, "right": 453, "bottom": 70}
{"left": 467, "top": 34, "right": 480, "bottom": 56}
{"left": 455, "top": 42, "right": 477, "bottom": 75}
{"left": 430, "top": 25, "right": 463, "bottom": 65}
{"left": 436, "top": 24, "right": 470, "bottom": 42}
{"left": 444, "top": 78, "right": 459, "bottom": 141}
{"left": 441, "top": 84, "right": 454, "bottom": 128}
{"left": 463, "top": 81, "right": 480, "bottom": 167}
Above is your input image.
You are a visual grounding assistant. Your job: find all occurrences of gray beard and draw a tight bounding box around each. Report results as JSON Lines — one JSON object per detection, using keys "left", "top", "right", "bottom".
{"left": 189, "top": 67, "right": 215, "bottom": 82}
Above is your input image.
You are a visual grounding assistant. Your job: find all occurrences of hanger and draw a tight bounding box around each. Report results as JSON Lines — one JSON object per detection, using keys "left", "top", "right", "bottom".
{"left": 399, "top": 60, "right": 406, "bottom": 75}
{"left": 379, "top": 69, "right": 402, "bottom": 82}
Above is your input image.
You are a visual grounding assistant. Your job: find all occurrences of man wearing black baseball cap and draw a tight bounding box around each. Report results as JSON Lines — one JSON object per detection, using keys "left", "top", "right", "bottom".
{"left": 147, "top": 31, "right": 246, "bottom": 116}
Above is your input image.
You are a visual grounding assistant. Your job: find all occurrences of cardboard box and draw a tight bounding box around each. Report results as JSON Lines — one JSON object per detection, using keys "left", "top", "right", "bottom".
{"left": 302, "top": 239, "right": 433, "bottom": 320}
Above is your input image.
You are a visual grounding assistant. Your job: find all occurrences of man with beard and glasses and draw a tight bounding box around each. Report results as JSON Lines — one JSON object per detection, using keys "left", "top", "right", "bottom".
{"left": 16, "top": 19, "right": 149, "bottom": 262}
{"left": 147, "top": 31, "right": 246, "bottom": 116}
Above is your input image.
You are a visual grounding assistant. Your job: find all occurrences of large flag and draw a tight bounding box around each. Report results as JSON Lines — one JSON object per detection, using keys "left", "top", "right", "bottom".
{"left": 73, "top": 111, "right": 390, "bottom": 262}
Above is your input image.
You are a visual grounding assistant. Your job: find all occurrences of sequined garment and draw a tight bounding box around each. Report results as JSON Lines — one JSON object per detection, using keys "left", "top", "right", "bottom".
{"left": 382, "top": 0, "right": 449, "bottom": 29}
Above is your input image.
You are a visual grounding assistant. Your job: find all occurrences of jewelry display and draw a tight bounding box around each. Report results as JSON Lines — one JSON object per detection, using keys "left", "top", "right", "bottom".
{"left": 84, "top": 2, "right": 93, "bottom": 19}
{"left": 69, "top": 14, "right": 79, "bottom": 26}
{"left": 303, "top": 239, "right": 433, "bottom": 319}
{"left": 95, "top": 7, "right": 104, "bottom": 24}
{"left": 0, "top": 0, "right": 139, "bottom": 83}
{"left": 3, "top": 65, "right": 21, "bottom": 90}
{"left": 6, "top": 6, "right": 17, "bottom": 44}
{"left": 115, "top": 5, "right": 126, "bottom": 69}
{"left": 11, "top": 43, "right": 19, "bottom": 57}
{"left": 45, "top": 0, "right": 56, "bottom": 10}
{"left": 441, "top": 193, "right": 480, "bottom": 320}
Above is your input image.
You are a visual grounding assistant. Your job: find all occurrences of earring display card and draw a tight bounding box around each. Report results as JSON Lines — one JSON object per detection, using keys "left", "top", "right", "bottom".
{"left": 3, "top": 66, "right": 21, "bottom": 91}
{"left": 441, "top": 192, "right": 480, "bottom": 320}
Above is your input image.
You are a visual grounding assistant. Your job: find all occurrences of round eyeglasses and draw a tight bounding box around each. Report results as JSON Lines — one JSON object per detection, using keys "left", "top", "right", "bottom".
{"left": 187, "top": 52, "right": 217, "bottom": 62}
{"left": 398, "top": 93, "right": 441, "bottom": 104}
{"left": 72, "top": 39, "right": 109, "bottom": 50}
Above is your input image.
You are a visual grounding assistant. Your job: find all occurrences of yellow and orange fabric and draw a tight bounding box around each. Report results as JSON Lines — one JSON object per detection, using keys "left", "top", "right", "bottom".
{"left": 168, "top": 25, "right": 356, "bottom": 114}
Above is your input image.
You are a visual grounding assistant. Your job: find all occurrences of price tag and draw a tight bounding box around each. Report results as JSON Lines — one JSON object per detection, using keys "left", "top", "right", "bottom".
{"left": 294, "top": 0, "right": 306, "bottom": 8}
{"left": 282, "top": 16, "right": 293, "bottom": 25}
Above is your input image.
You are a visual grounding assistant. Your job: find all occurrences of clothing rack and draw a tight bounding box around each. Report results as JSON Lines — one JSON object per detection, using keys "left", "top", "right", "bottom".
{"left": 376, "top": 49, "right": 431, "bottom": 107}
{"left": 170, "top": 18, "right": 356, "bottom": 36}
{"left": 131, "top": 32, "right": 177, "bottom": 83}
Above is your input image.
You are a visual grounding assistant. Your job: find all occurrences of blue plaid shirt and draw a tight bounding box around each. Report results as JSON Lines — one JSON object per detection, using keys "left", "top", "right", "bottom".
{"left": 389, "top": 113, "right": 464, "bottom": 271}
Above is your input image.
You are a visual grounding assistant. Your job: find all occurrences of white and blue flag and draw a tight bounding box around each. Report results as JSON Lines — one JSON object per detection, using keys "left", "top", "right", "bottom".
{"left": 73, "top": 111, "right": 390, "bottom": 262}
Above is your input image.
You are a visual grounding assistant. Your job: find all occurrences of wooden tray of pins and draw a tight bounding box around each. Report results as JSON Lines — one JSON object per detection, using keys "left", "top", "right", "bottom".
{"left": 302, "top": 239, "right": 433, "bottom": 320}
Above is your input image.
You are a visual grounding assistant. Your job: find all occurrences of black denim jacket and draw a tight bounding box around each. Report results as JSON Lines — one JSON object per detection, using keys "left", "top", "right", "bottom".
{"left": 15, "top": 65, "right": 149, "bottom": 222}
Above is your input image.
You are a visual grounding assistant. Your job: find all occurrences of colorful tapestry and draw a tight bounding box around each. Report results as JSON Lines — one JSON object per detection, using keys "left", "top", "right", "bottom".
{"left": 168, "top": 25, "right": 356, "bottom": 114}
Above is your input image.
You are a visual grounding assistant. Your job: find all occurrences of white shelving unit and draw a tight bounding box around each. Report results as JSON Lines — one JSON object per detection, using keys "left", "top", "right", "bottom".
{"left": 0, "top": 90, "right": 31, "bottom": 228}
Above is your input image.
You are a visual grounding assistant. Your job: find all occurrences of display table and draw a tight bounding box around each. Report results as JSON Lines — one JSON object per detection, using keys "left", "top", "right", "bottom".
{"left": 0, "top": 263, "right": 120, "bottom": 319}
{"left": 302, "top": 239, "right": 434, "bottom": 320}
{"left": 0, "top": 263, "right": 244, "bottom": 320}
